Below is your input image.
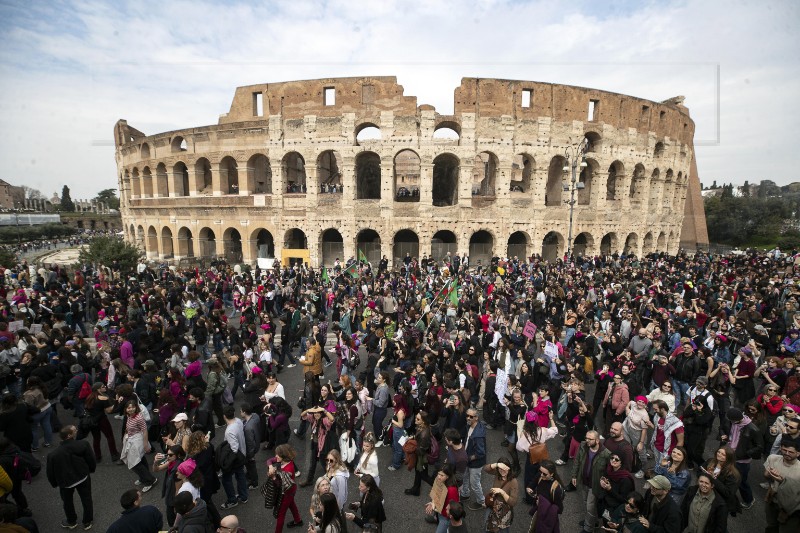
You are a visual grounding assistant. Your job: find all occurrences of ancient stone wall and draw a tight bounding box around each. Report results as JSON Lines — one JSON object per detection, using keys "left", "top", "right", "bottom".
{"left": 114, "top": 76, "right": 707, "bottom": 266}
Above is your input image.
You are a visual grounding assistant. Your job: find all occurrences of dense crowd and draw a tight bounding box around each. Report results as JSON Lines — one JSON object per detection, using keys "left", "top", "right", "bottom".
{"left": 1, "top": 248, "right": 800, "bottom": 533}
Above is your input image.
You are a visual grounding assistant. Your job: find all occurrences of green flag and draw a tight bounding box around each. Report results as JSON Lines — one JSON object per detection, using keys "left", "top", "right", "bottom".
{"left": 447, "top": 282, "right": 459, "bottom": 306}
{"left": 344, "top": 262, "right": 359, "bottom": 279}
{"left": 358, "top": 248, "right": 369, "bottom": 263}
{"left": 321, "top": 267, "right": 329, "bottom": 284}
{"left": 414, "top": 317, "right": 427, "bottom": 332}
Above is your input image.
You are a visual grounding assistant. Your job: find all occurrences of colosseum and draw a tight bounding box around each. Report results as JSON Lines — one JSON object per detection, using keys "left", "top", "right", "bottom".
{"left": 114, "top": 76, "right": 709, "bottom": 267}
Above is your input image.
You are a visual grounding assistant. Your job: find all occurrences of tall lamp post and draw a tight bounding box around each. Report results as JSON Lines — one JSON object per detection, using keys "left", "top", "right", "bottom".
{"left": 562, "top": 138, "right": 589, "bottom": 258}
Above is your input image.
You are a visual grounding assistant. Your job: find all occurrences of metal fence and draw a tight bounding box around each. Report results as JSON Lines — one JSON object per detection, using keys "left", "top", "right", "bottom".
{"left": 393, "top": 242, "right": 419, "bottom": 264}
{"left": 321, "top": 242, "right": 345, "bottom": 266}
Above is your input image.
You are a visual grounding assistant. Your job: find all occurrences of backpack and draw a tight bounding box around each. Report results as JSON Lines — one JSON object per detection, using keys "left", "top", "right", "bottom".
{"left": 334, "top": 402, "right": 350, "bottom": 431}
{"left": 426, "top": 434, "right": 440, "bottom": 464}
{"left": 77, "top": 375, "right": 92, "bottom": 400}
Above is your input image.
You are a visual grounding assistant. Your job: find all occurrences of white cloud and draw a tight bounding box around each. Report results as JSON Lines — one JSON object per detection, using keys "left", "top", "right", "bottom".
{"left": 0, "top": 0, "right": 797, "bottom": 199}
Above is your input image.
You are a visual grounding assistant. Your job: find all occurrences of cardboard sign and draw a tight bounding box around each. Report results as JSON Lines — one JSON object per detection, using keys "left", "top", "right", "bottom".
{"left": 30, "top": 324, "right": 42, "bottom": 334}
{"left": 8, "top": 320, "right": 24, "bottom": 332}
{"left": 522, "top": 321, "right": 537, "bottom": 340}
{"left": 429, "top": 478, "right": 448, "bottom": 514}
{"left": 544, "top": 341, "right": 559, "bottom": 360}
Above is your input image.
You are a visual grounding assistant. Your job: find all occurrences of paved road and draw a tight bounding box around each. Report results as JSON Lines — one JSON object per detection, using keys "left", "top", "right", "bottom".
{"left": 23, "top": 353, "right": 771, "bottom": 533}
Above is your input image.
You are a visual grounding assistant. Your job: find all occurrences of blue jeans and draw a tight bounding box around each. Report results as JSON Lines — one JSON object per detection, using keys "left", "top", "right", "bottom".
{"left": 222, "top": 465, "right": 249, "bottom": 503}
{"left": 564, "top": 327, "right": 576, "bottom": 347}
{"left": 735, "top": 461, "right": 753, "bottom": 505}
{"left": 372, "top": 406, "right": 388, "bottom": 437}
{"left": 435, "top": 515, "right": 450, "bottom": 533}
{"left": 31, "top": 405, "right": 53, "bottom": 447}
{"left": 197, "top": 343, "right": 211, "bottom": 360}
{"left": 459, "top": 466, "right": 485, "bottom": 504}
{"left": 391, "top": 426, "right": 405, "bottom": 469}
{"left": 672, "top": 379, "right": 690, "bottom": 407}
{"left": 230, "top": 370, "right": 245, "bottom": 399}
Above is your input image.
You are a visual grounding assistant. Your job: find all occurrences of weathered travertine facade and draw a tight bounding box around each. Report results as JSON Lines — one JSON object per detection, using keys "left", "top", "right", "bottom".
{"left": 114, "top": 76, "right": 707, "bottom": 266}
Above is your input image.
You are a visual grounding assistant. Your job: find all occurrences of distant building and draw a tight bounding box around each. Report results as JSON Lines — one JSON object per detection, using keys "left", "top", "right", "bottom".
{"left": 0, "top": 179, "right": 25, "bottom": 209}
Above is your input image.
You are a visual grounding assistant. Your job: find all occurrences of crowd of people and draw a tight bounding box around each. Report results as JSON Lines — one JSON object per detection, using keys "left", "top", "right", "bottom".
{"left": 0, "top": 247, "right": 800, "bottom": 533}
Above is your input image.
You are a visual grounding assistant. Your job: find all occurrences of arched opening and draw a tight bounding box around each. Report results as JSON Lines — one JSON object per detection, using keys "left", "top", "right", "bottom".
{"left": 642, "top": 232, "right": 654, "bottom": 255}
{"left": 654, "top": 142, "right": 665, "bottom": 158}
{"left": 321, "top": 229, "right": 344, "bottom": 267}
{"left": 178, "top": 227, "right": 194, "bottom": 258}
{"left": 356, "top": 229, "right": 381, "bottom": 265}
{"left": 546, "top": 156, "right": 565, "bottom": 206}
{"left": 600, "top": 233, "right": 617, "bottom": 256}
{"left": 251, "top": 229, "right": 275, "bottom": 260}
{"left": 578, "top": 158, "right": 597, "bottom": 205}
{"left": 199, "top": 228, "right": 216, "bottom": 259}
{"left": 171, "top": 136, "right": 188, "bottom": 153}
{"left": 282, "top": 152, "right": 306, "bottom": 193}
{"left": 147, "top": 226, "right": 158, "bottom": 257}
{"left": 469, "top": 230, "right": 494, "bottom": 266}
{"left": 223, "top": 228, "right": 242, "bottom": 262}
{"left": 393, "top": 229, "right": 419, "bottom": 265}
{"left": 131, "top": 168, "right": 141, "bottom": 198}
{"left": 317, "top": 150, "right": 342, "bottom": 193}
{"left": 472, "top": 152, "right": 497, "bottom": 197}
{"left": 573, "top": 232, "right": 593, "bottom": 257}
{"left": 161, "top": 227, "right": 174, "bottom": 259}
{"left": 662, "top": 169, "right": 674, "bottom": 210}
{"left": 355, "top": 151, "right": 381, "bottom": 200}
{"left": 668, "top": 232, "right": 676, "bottom": 253}
{"left": 624, "top": 233, "right": 638, "bottom": 256}
{"left": 173, "top": 162, "right": 189, "bottom": 197}
{"left": 433, "top": 121, "right": 460, "bottom": 142}
{"left": 657, "top": 232, "right": 666, "bottom": 251}
{"left": 630, "top": 163, "right": 646, "bottom": 205}
{"left": 542, "top": 231, "right": 564, "bottom": 262}
{"left": 284, "top": 228, "right": 307, "bottom": 249}
{"left": 141, "top": 167, "right": 153, "bottom": 198}
{"left": 135, "top": 224, "right": 144, "bottom": 250}
{"left": 648, "top": 169, "right": 661, "bottom": 207}
{"left": 140, "top": 143, "right": 151, "bottom": 160}
{"left": 195, "top": 158, "right": 212, "bottom": 194}
{"left": 431, "top": 230, "right": 457, "bottom": 262}
{"left": 355, "top": 124, "right": 381, "bottom": 145}
{"left": 607, "top": 161, "right": 624, "bottom": 201}
{"left": 432, "top": 153, "right": 459, "bottom": 206}
{"left": 220, "top": 156, "right": 239, "bottom": 194}
{"left": 507, "top": 231, "right": 530, "bottom": 259}
{"left": 393, "top": 149, "right": 420, "bottom": 201}
{"left": 247, "top": 154, "right": 272, "bottom": 194}
{"left": 511, "top": 154, "right": 534, "bottom": 193}
{"left": 128, "top": 224, "right": 135, "bottom": 244}
{"left": 584, "top": 132, "right": 601, "bottom": 153}
{"left": 673, "top": 172, "right": 684, "bottom": 210}
{"left": 156, "top": 163, "right": 169, "bottom": 197}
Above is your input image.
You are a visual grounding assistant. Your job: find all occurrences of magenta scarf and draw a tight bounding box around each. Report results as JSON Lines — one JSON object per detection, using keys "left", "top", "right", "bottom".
{"left": 729, "top": 414, "right": 752, "bottom": 450}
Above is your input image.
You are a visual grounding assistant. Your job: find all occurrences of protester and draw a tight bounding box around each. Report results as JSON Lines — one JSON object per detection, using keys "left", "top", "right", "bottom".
{"left": 106, "top": 488, "right": 164, "bottom": 533}
{"left": 45, "top": 425, "right": 95, "bottom": 530}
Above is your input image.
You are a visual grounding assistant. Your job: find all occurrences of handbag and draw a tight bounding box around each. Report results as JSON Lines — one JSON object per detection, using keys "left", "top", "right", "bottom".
{"left": 133, "top": 393, "right": 151, "bottom": 423}
{"left": 528, "top": 441, "right": 549, "bottom": 464}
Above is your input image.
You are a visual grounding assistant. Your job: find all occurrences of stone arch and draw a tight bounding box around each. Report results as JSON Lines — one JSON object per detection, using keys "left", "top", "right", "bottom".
{"left": 607, "top": 160, "right": 624, "bottom": 201}
{"left": 147, "top": 225, "right": 158, "bottom": 257}
{"left": 630, "top": 163, "right": 646, "bottom": 205}
{"left": 141, "top": 166, "right": 153, "bottom": 198}
{"left": 668, "top": 231, "right": 676, "bottom": 254}
{"left": 198, "top": 227, "right": 217, "bottom": 259}
{"left": 355, "top": 123, "right": 381, "bottom": 145}
{"left": 469, "top": 230, "right": 494, "bottom": 266}
{"left": 573, "top": 232, "right": 594, "bottom": 257}
{"left": 320, "top": 228, "right": 344, "bottom": 266}
{"left": 542, "top": 231, "right": 564, "bottom": 262}
{"left": 247, "top": 154, "right": 272, "bottom": 194}
{"left": 507, "top": 231, "right": 530, "bottom": 259}
{"left": 431, "top": 230, "right": 457, "bottom": 262}
{"left": 171, "top": 136, "right": 188, "bottom": 153}
{"left": 219, "top": 156, "right": 239, "bottom": 194}
{"left": 356, "top": 228, "right": 382, "bottom": 264}
{"left": 131, "top": 167, "right": 141, "bottom": 197}
{"left": 178, "top": 227, "right": 194, "bottom": 258}
{"left": 624, "top": 233, "right": 638, "bottom": 256}
{"left": 432, "top": 153, "right": 459, "bottom": 206}
{"left": 648, "top": 168, "right": 661, "bottom": 208}
{"left": 136, "top": 225, "right": 145, "bottom": 250}
{"left": 195, "top": 158, "right": 212, "bottom": 194}
{"left": 222, "top": 227, "right": 243, "bottom": 262}
{"left": 654, "top": 142, "right": 665, "bottom": 158}
{"left": 546, "top": 156, "right": 565, "bottom": 206}
{"left": 140, "top": 143, "right": 151, "bottom": 160}
{"left": 643, "top": 232, "right": 654, "bottom": 255}
{"left": 584, "top": 131, "right": 602, "bottom": 153}
{"left": 579, "top": 158, "right": 598, "bottom": 205}
{"left": 393, "top": 149, "right": 420, "bottom": 201}
{"left": 600, "top": 232, "right": 618, "bottom": 255}
{"left": 161, "top": 227, "right": 174, "bottom": 259}
{"left": 317, "top": 150, "right": 342, "bottom": 193}
{"left": 156, "top": 163, "right": 169, "bottom": 197}
{"left": 355, "top": 151, "right": 381, "bottom": 200}
{"left": 282, "top": 152, "right": 306, "bottom": 193}
{"left": 433, "top": 120, "right": 461, "bottom": 141}
{"left": 511, "top": 154, "right": 534, "bottom": 193}
{"left": 657, "top": 232, "right": 666, "bottom": 251}
{"left": 173, "top": 162, "right": 189, "bottom": 197}
{"left": 393, "top": 229, "right": 419, "bottom": 264}
{"left": 284, "top": 228, "right": 307, "bottom": 249}
{"left": 472, "top": 151, "right": 498, "bottom": 197}
{"left": 250, "top": 228, "right": 275, "bottom": 260}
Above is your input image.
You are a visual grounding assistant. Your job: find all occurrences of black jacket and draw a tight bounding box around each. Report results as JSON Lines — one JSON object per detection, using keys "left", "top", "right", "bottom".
{"left": 176, "top": 498, "right": 214, "bottom": 533}
{"left": 643, "top": 490, "right": 682, "bottom": 533}
{"left": 46, "top": 438, "right": 96, "bottom": 488}
{"left": 731, "top": 421, "right": 764, "bottom": 461}
{"left": 679, "top": 485, "right": 728, "bottom": 533}
{"left": 106, "top": 505, "right": 164, "bottom": 533}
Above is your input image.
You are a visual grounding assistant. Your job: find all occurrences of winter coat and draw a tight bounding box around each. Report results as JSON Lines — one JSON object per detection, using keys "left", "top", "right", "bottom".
{"left": 679, "top": 485, "right": 728, "bottom": 533}
{"left": 46, "top": 438, "right": 96, "bottom": 488}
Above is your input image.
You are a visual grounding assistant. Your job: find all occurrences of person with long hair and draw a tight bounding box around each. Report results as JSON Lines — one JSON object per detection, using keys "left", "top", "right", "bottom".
{"left": 404, "top": 410, "right": 435, "bottom": 496}
{"left": 621, "top": 395, "right": 653, "bottom": 478}
{"left": 344, "top": 474, "right": 386, "bottom": 533}
{"left": 679, "top": 472, "right": 730, "bottom": 533}
{"left": 604, "top": 492, "right": 645, "bottom": 533}
{"left": 183, "top": 430, "right": 222, "bottom": 527}
{"left": 167, "top": 368, "right": 187, "bottom": 411}
{"left": 22, "top": 376, "right": 52, "bottom": 450}
{"left": 527, "top": 460, "right": 565, "bottom": 533}
{"left": 315, "top": 492, "right": 348, "bottom": 533}
{"left": 354, "top": 432, "right": 380, "bottom": 485}
{"left": 267, "top": 443, "right": 303, "bottom": 531}
{"left": 204, "top": 359, "right": 226, "bottom": 427}
{"left": 309, "top": 476, "right": 332, "bottom": 523}
{"left": 165, "top": 412, "right": 192, "bottom": 453}
{"left": 81, "top": 382, "right": 119, "bottom": 462}
{"left": 700, "top": 446, "right": 742, "bottom": 516}
{"left": 119, "top": 400, "right": 158, "bottom": 491}
{"left": 483, "top": 457, "right": 519, "bottom": 533}
{"left": 423, "top": 464, "right": 459, "bottom": 533}
{"left": 516, "top": 410, "right": 558, "bottom": 503}
{"left": 653, "top": 445, "right": 690, "bottom": 504}
{"left": 388, "top": 392, "right": 411, "bottom": 471}
{"left": 325, "top": 449, "right": 350, "bottom": 510}
{"left": 298, "top": 406, "right": 336, "bottom": 487}
{"left": 153, "top": 444, "right": 186, "bottom": 526}
{"left": 265, "top": 396, "right": 292, "bottom": 450}
{"left": 295, "top": 371, "right": 321, "bottom": 439}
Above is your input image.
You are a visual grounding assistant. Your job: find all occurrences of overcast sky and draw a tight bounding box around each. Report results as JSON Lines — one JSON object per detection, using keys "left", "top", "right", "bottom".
{"left": 0, "top": 0, "right": 797, "bottom": 199}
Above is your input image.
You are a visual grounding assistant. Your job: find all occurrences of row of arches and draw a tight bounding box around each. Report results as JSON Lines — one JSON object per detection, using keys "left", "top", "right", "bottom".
{"left": 125, "top": 150, "right": 688, "bottom": 211}
{"left": 130, "top": 224, "right": 677, "bottom": 266}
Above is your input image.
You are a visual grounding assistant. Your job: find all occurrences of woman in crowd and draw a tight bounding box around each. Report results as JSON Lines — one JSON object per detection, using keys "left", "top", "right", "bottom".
{"left": 733, "top": 346, "right": 757, "bottom": 407}
{"left": 299, "top": 405, "right": 336, "bottom": 487}
{"left": 184, "top": 430, "right": 222, "bottom": 527}
{"left": 314, "top": 492, "right": 348, "bottom": 533}
{"left": 309, "top": 477, "right": 332, "bottom": 523}
{"left": 119, "top": 399, "right": 158, "bottom": 491}
{"left": 622, "top": 395, "right": 652, "bottom": 478}
{"left": 423, "top": 464, "right": 459, "bottom": 533}
{"left": 526, "top": 460, "right": 564, "bottom": 533}
{"left": 405, "top": 410, "right": 434, "bottom": 496}
{"left": 354, "top": 433, "right": 380, "bottom": 485}
{"left": 646, "top": 380, "right": 676, "bottom": 414}
{"left": 265, "top": 396, "right": 292, "bottom": 450}
{"left": 597, "top": 453, "right": 635, "bottom": 519}
{"left": 654, "top": 445, "right": 690, "bottom": 504}
{"left": 22, "top": 376, "right": 51, "bottom": 451}
{"left": 516, "top": 410, "right": 558, "bottom": 502}
{"left": 344, "top": 474, "right": 386, "bottom": 532}
{"left": 483, "top": 458, "right": 519, "bottom": 533}
{"left": 325, "top": 449, "right": 350, "bottom": 510}
{"left": 153, "top": 444, "right": 185, "bottom": 526}
{"left": 81, "top": 382, "right": 119, "bottom": 462}
{"left": 388, "top": 392, "right": 411, "bottom": 471}
{"left": 204, "top": 358, "right": 226, "bottom": 427}
{"left": 295, "top": 372, "right": 321, "bottom": 439}
{"left": 165, "top": 412, "right": 192, "bottom": 452}
{"left": 267, "top": 443, "right": 303, "bottom": 531}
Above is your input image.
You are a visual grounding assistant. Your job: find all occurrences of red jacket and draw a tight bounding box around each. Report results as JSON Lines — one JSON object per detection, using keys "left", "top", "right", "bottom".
{"left": 758, "top": 393, "right": 783, "bottom": 416}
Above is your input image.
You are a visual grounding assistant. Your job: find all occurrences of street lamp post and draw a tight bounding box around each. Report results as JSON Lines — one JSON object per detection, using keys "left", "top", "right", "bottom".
{"left": 562, "top": 138, "right": 589, "bottom": 259}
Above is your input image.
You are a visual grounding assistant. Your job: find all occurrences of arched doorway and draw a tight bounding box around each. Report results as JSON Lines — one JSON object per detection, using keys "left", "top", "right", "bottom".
{"left": 161, "top": 227, "right": 174, "bottom": 259}
{"left": 469, "top": 230, "right": 494, "bottom": 266}
{"left": 156, "top": 163, "right": 169, "bottom": 197}
{"left": 220, "top": 157, "right": 239, "bottom": 194}
{"left": 630, "top": 163, "right": 645, "bottom": 205}
{"left": 247, "top": 154, "right": 272, "bottom": 194}
{"left": 657, "top": 232, "right": 666, "bottom": 251}
{"left": 320, "top": 229, "right": 344, "bottom": 266}
{"left": 624, "top": 233, "right": 638, "bottom": 256}
{"left": 607, "top": 161, "right": 623, "bottom": 201}
{"left": 579, "top": 159, "right": 598, "bottom": 205}
{"left": 431, "top": 230, "right": 457, "bottom": 262}
{"left": 546, "top": 156, "right": 565, "bottom": 206}
{"left": 199, "top": 228, "right": 216, "bottom": 259}
{"left": 507, "top": 231, "right": 530, "bottom": 259}
{"left": 542, "top": 232, "right": 564, "bottom": 262}
{"left": 223, "top": 228, "right": 242, "bottom": 262}
{"left": 195, "top": 158, "right": 212, "bottom": 194}
{"left": 432, "top": 154, "right": 459, "bottom": 206}
{"left": 178, "top": 227, "right": 194, "bottom": 258}
{"left": 147, "top": 226, "right": 158, "bottom": 257}
{"left": 142, "top": 167, "right": 153, "bottom": 198}
{"left": 511, "top": 154, "right": 534, "bottom": 193}
{"left": 173, "top": 162, "right": 189, "bottom": 197}
{"left": 283, "top": 229, "right": 307, "bottom": 266}
{"left": 356, "top": 229, "right": 381, "bottom": 265}
{"left": 573, "top": 232, "right": 593, "bottom": 257}
{"left": 250, "top": 229, "right": 275, "bottom": 260}
{"left": 317, "top": 150, "right": 342, "bottom": 194}
{"left": 136, "top": 225, "right": 145, "bottom": 250}
{"left": 600, "top": 233, "right": 617, "bottom": 256}
{"left": 393, "top": 150, "right": 420, "bottom": 201}
{"left": 643, "top": 233, "right": 654, "bottom": 256}
{"left": 393, "top": 229, "right": 419, "bottom": 264}
{"left": 282, "top": 152, "right": 306, "bottom": 193}
{"left": 356, "top": 152, "right": 381, "bottom": 199}
{"left": 649, "top": 169, "right": 661, "bottom": 208}
{"left": 472, "top": 152, "right": 497, "bottom": 197}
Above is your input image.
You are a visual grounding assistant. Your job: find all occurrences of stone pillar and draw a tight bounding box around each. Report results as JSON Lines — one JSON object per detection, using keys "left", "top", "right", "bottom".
{"left": 213, "top": 160, "right": 225, "bottom": 197}
{"left": 131, "top": 178, "right": 140, "bottom": 199}
{"left": 380, "top": 160, "right": 393, "bottom": 210}
{"left": 419, "top": 163, "right": 433, "bottom": 205}
{"left": 214, "top": 234, "right": 226, "bottom": 257}
{"left": 341, "top": 156, "right": 356, "bottom": 203}
{"left": 305, "top": 164, "right": 318, "bottom": 206}
{"left": 238, "top": 158, "right": 252, "bottom": 196}
{"left": 188, "top": 167, "right": 200, "bottom": 197}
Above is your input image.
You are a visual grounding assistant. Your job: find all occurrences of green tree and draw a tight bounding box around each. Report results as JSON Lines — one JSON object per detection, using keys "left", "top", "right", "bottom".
{"left": 60, "top": 185, "right": 75, "bottom": 212}
{"left": 0, "top": 248, "right": 16, "bottom": 267}
{"left": 78, "top": 236, "right": 142, "bottom": 273}
{"left": 94, "top": 188, "right": 120, "bottom": 210}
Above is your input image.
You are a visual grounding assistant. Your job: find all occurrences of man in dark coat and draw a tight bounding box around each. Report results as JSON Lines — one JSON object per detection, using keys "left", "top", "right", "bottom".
{"left": 641, "top": 475, "right": 681, "bottom": 533}
{"left": 106, "top": 488, "right": 164, "bottom": 533}
{"left": 46, "top": 425, "right": 96, "bottom": 530}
